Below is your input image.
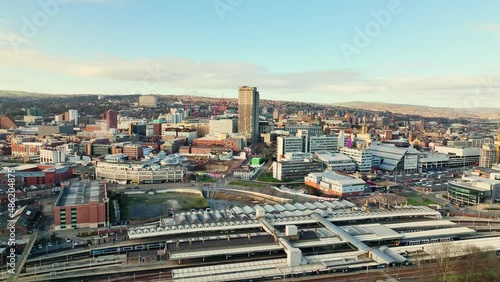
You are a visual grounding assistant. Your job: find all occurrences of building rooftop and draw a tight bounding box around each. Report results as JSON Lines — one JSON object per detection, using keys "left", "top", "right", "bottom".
{"left": 56, "top": 181, "right": 105, "bottom": 206}
{"left": 449, "top": 179, "right": 492, "bottom": 192}
{"left": 462, "top": 175, "right": 500, "bottom": 185}
{"left": 308, "top": 172, "right": 365, "bottom": 184}
{"left": 315, "top": 152, "right": 353, "bottom": 163}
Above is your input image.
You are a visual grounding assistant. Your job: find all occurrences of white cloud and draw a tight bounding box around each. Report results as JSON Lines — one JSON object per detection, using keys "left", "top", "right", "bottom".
{"left": 0, "top": 46, "right": 499, "bottom": 106}
{"left": 467, "top": 21, "right": 500, "bottom": 39}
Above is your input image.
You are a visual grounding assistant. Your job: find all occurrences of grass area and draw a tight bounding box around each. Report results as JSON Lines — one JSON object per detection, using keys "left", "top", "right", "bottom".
{"left": 120, "top": 192, "right": 209, "bottom": 219}
{"left": 229, "top": 181, "right": 266, "bottom": 188}
{"left": 257, "top": 172, "right": 283, "bottom": 183}
{"left": 402, "top": 193, "right": 438, "bottom": 206}
{"left": 199, "top": 177, "right": 217, "bottom": 183}
{"left": 118, "top": 194, "right": 130, "bottom": 219}
{"left": 122, "top": 193, "right": 209, "bottom": 207}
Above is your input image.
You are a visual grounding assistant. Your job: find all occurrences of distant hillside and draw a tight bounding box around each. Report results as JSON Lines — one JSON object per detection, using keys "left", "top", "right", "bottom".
{"left": 0, "top": 90, "right": 53, "bottom": 97}
{"left": 336, "top": 101, "right": 500, "bottom": 119}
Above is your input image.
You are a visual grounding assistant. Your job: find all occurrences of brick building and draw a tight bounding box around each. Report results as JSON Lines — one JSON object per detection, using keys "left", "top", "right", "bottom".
{"left": 0, "top": 115, "right": 17, "bottom": 129}
{"left": 123, "top": 144, "right": 144, "bottom": 160}
{"left": 0, "top": 206, "right": 42, "bottom": 236}
{"left": 53, "top": 181, "right": 109, "bottom": 230}
{"left": 192, "top": 136, "right": 243, "bottom": 152}
{"left": 104, "top": 109, "right": 118, "bottom": 130}
{"left": 10, "top": 137, "right": 43, "bottom": 157}
{"left": 0, "top": 164, "right": 73, "bottom": 188}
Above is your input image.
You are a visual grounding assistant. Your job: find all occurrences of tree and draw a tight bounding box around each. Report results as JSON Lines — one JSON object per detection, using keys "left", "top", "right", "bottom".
{"left": 426, "top": 242, "right": 460, "bottom": 282}
{"left": 457, "top": 245, "right": 498, "bottom": 282}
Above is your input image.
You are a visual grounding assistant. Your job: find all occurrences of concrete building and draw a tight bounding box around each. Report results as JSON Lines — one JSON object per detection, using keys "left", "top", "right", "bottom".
{"left": 39, "top": 148, "right": 66, "bottom": 164}
{"left": 284, "top": 125, "right": 323, "bottom": 137}
{"left": 27, "top": 107, "right": 43, "bottom": 116}
{"left": 238, "top": 86, "right": 260, "bottom": 144}
{"left": 418, "top": 153, "right": 449, "bottom": 172}
{"left": 282, "top": 152, "right": 314, "bottom": 161}
{"left": 368, "top": 144, "right": 420, "bottom": 174}
{"left": 54, "top": 181, "right": 109, "bottom": 230}
{"left": 304, "top": 171, "right": 366, "bottom": 197}
{"left": 161, "top": 125, "right": 198, "bottom": 143}
{"left": 308, "top": 135, "right": 339, "bottom": 154}
{"left": 208, "top": 119, "right": 237, "bottom": 135}
{"left": 95, "top": 161, "right": 186, "bottom": 184}
{"left": 272, "top": 159, "right": 322, "bottom": 181}
{"left": 434, "top": 146, "right": 480, "bottom": 168}
{"left": 67, "top": 109, "right": 78, "bottom": 126}
{"left": 273, "top": 109, "right": 279, "bottom": 120}
{"left": 479, "top": 143, "right": 496, "bottom": 168}
{"left": 339, "top": 147, "right": 373, "bottom": 172}
{"left": 315, "top": 152, "right": 356, "bottom": 172}
{"left": 277, "top": 136, "right": 303, "bottom": 161}
{"left": 261, "top": 130, "right": 290, "bottom": 146}
{"left": 447, "top": 176, "right": 500, "bottom": 205}
{"left": 139, "top": 95, "right": 158, "bottom": 108}
{"left": 37, "top": 125, "right": 74, "bottom": 137}
{"left": 23, "top": 115, "right": 43, "bottom": 125}
{"left": 449, "top": 138, "right": 493, "bottom": 149}
{"left": 161, "top": 138, "right": 185, "bottom": 154}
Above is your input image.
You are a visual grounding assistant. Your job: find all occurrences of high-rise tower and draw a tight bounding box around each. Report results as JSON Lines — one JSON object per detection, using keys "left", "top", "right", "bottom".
{"left": 238, "top": 86, "right": 260, "bottom": 144}
{"left": 480, "top": 143, "right": 496, "bottom": 168}
{"left": 104, "top": 109, "right": 118, "bottom": 130}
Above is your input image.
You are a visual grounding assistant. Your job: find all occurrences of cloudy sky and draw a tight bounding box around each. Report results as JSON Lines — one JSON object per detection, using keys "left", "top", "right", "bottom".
{"left": 0, "top": 0, "right": 499, "bottom": 107}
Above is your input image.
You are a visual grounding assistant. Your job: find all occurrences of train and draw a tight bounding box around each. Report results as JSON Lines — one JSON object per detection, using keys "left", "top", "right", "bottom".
{"left": 395, "top": 236, "right": 460, "bottom": 246}
{"left": 90, "top": 242, "right": 165, "bottom": 256}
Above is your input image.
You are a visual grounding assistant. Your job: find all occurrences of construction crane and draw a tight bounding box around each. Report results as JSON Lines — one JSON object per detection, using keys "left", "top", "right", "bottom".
{"left": 193, "top": 106, "right": 198, "bottom": 118}
{"left": 496, "top": 129, "right": 500, "bottom": 164}
{"left": 213, "top": 94, "right": 224, "bottom": 120}
{"left": 361, "top": 116, "right": 367, "bottom": 134}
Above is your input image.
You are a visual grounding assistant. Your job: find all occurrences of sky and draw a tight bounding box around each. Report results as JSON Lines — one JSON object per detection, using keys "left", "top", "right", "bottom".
{"left": 0, "top": 0, "right": 499, "bottom": 108}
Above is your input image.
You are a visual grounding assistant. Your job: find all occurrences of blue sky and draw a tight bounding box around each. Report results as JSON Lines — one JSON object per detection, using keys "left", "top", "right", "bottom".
{"left": 0, "top": 0, "right": 499, "bottom": 108}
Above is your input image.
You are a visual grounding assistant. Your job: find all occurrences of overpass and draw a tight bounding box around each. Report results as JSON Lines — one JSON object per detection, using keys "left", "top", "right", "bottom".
{"left": 310, "top": 213, "right": 401, "bottom": 265}
{"left": 7, "top": 231, "right": 37, "bottom": 282}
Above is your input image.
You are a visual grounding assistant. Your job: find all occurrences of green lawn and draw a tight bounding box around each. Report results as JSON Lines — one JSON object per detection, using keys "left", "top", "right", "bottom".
{"left": 229, "top": 181, "right": 266, "bottom": 188}
{"left": 258, "top": 173, "right": 283, "bottom": 183}
{"left": 403, "top": 193, "right": 438, "bottom": 206}
{"left": 199, "top": 177, "right": 217, "bottom": 183}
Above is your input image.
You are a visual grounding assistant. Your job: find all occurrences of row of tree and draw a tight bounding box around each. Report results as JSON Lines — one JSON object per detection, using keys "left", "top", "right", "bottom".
{"left": 416, "top": 242, "right": 499, "bottom": 282}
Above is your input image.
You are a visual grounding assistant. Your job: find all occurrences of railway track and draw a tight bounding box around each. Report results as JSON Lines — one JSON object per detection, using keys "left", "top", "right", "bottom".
{"left": 93, "top": 270, "right": 173, "bottom": 282}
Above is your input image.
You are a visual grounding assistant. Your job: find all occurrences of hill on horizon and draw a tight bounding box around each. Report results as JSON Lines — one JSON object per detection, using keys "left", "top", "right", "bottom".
{"left": 336, "top": 101, "right": 500, "bottom": 119}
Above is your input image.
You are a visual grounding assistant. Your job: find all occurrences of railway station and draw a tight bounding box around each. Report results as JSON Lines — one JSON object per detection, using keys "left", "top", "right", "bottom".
{"left": 17, "top": 201, "right": 500, "bottom": 282}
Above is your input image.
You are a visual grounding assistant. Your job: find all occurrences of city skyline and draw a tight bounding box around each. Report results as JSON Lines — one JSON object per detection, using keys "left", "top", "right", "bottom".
{"left": 0, "top": 0, "right": 499, "bottom": 108}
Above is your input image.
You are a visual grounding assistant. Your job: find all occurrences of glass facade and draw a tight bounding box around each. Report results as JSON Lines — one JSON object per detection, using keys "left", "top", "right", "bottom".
{"left": 447, "top": 182, "right": 489, "bottom": 205}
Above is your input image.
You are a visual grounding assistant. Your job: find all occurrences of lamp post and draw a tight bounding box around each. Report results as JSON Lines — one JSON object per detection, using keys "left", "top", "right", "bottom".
{"left": 159, "top": 271, "right": 163, "bottom": 281}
